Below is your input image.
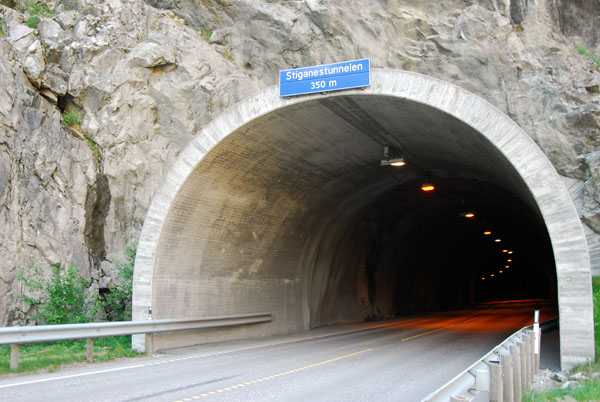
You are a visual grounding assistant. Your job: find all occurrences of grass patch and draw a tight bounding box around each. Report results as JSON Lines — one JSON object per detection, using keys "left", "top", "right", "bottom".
{"left": 0, "top": 336, "right": 142, "bottom": 376}
{"left": 578, "top": 46, "right": 600, "bottom": 68}
{"left": 201, "top": 29, "right": 212, "bottom": 41}
{"left": 524, "top": 277, "right": 600, "bottom": 400}
{"left": 23, "top": 0, "right": 52, "bottom": 29}
{"left": 62, "top": 110, "right": 81, "bottom": 127}
{"left": 86, "top": 136, "right": 102, "bottom": 161}
{"left": 523, "top": 380, "right": 600, "bottom": 401}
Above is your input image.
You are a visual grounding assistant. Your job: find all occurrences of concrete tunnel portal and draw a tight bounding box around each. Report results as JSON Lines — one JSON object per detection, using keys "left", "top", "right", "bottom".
{"left": 132, "top": 70, "right": 594, "bottom": 369}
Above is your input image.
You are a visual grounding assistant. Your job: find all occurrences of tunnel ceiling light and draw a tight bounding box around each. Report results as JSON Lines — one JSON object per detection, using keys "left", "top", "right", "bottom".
{"left": 481, "top": 277, "right": 486, "bottom": 280}
{"left": 491, "top": 274, "right": 495, "bottom": 277}
{"left": 499, "top": 270, "right": 503, "bottom": 273}
{"left": 505, "top": 265, "right": 510, "bottom": 268}
{"left": 502, "top": 249, "right": 508, "bottom": 253}
{"left": 464, "top": 212, "right": 475, "bottom": 219}
{"left": 421, "top": 184, "right": 435, "bottom": 192}
{"left": 507, "top": 259, "right": 512, "bottom": 262}
{"left": 380, "top": 145, "right": 406, "bottom": 167}
{"left": 508, "top": 251, "right": 514, "bottom": 255}
{"left": 484, "top": 231, "right": 492, "bottom": 235}
{"left": 381, "top": 157, "right": 406, "bottom": 167}
{"left": 495, "top": 239, "right": 502, "bottom": 243}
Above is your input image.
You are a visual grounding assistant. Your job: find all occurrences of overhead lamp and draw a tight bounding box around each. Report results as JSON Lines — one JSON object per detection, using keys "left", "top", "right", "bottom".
{"left": 481, "top": 277, "right": 486, "bottom": 280}
{"left": 421, "top": 184, "right": 435, "bottom": 192}
{"left": 491, "top": 274, "right": 495, "bottom": 277}
{"left": 505, "top": 265, "right": 510, "bottom": 268}
{"left": 508, "top": 251, "right": 513, "bottom": 255}
{"left": 502, "top": 249, "right": 508, "bottom": 253}
{"left": 464, "top": 212, "right": 475, "bottom": 219}
{"left": 381, "top": 157, "right": 406, "bottom": 167}
{"left": 499, "top": 270, "right": 503, "bottom": 274}
{"left": 507, "top": 259, "right": 512, "bottom": 262}
{"left": 495, "top": 239, "right": 502, "bottom": 243}
{"left": 380, "top": 145, "right": 406, "bottom": 167}
{"left": 483, "top": 231, "right": 492, "bottom": 235}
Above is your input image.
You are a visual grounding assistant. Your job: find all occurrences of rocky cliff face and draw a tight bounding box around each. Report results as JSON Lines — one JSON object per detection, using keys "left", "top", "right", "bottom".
{"left": 0, "top": 0, "right": 598, "bottom": 325}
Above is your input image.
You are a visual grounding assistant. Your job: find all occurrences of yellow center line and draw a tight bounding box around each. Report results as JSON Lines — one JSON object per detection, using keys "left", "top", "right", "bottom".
{"left": 401, "top": 325, "right": 455, "bottom": 341}
{"left": 172, "top": 348, "right": 373, "bottom": 401}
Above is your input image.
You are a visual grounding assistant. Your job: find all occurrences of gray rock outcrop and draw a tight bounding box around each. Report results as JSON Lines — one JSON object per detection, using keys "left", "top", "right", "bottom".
{"left": 0, "top": 0, "right": 598, "bottom": 325}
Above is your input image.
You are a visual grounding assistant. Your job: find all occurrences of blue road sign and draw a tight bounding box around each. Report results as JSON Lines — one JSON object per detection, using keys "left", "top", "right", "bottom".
{"left": 279, "top": 59, "right": 370, "bottom": 97}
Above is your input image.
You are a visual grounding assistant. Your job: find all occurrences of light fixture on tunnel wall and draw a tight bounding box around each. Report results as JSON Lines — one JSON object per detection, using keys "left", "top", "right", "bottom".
{"left": 380, "top": 145, "right": 406, "bottom": 167}
{"left": 421, "top": 184, "right": 435, "bottom": 192}
{"left": 502, "top": 249, "right": 508, "bottom": 253}
{"left": 495, "top": 239, "right": 502, "bottom": 243}
{"left": 507, "top": 259, "right": 512, "bottom": 262}
{"left": 508, "top": 251, "right": 514, "bottom": 255}
{"left": 463, "top": 212, "right": 475, "bottom": 219}
{"left": 483, "top": 231, "right": 492, "bottom": 235}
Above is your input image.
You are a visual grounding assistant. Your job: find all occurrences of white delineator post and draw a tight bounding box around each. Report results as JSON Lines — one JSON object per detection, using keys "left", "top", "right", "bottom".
{"left": 533, "top": 310, "right": 540, "bottom": 374}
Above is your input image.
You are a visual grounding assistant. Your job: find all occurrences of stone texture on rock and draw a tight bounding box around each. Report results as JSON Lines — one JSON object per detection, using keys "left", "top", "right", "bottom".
{"left": 0, "top": 0, "right": 598, "bottom": 325}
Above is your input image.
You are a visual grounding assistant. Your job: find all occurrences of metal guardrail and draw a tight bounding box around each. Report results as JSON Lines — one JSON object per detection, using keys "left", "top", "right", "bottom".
{"left": 0, "top": 312, "right": 272, "bottom": 370}
{"left": 421, "top": 317, "right": 557, "bottom": 402}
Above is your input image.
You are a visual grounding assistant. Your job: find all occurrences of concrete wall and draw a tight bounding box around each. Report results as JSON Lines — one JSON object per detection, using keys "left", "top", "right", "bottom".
{"left": 132, "top": 70, "right": 594, "bottom": 370}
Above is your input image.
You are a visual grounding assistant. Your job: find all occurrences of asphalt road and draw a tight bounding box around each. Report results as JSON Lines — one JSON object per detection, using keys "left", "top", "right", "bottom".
{"left": 0, "top": 302, "right": 555, "bottom": 402}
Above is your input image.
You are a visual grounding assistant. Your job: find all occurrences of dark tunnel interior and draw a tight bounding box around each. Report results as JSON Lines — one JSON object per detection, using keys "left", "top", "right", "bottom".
{"left": 152, "top": 94, "right": 559, "bottom": 331}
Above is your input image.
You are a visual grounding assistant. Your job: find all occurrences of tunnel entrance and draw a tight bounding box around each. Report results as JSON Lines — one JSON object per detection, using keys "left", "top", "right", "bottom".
{"left": 133, "top": 70, "right": 593, "bottom": 369}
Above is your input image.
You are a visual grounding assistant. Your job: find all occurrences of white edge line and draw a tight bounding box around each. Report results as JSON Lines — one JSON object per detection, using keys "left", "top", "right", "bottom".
{"left": 0, "top": 364, "right": 146, "bottom": 389}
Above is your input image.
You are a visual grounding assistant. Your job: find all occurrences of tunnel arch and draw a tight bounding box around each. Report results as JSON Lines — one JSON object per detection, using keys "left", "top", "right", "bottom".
{"left": 133, "top": 70, "right": 594, "bottom": 369}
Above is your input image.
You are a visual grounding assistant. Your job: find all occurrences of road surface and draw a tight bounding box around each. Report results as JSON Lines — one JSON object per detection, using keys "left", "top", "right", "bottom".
{"left": 0, "top": 301, "right": 554, "bottom": 402}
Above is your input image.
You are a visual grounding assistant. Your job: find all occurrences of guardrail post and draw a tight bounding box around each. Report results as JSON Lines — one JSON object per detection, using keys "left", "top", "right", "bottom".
{"left": 501, "top": 353, "right": 514, "bottom": 402}
{"left": 10, "top": 344, "right": 19, "bottom": 370}
{"left": 518, "top": 339, "right": 527, "bottom": 391}
{"left": 529, "top": 330, "right": 538, "bottom": 377}
{"left": 523, "top": 333, "right": 532, "bottom": 389}
{"left": 145, "top": 333, "right": 153, "bottom": 356}
{"left": 87, "top": 338, "right": 94, "bottom": 363}
{"left": 510, "top": 344, "right": 522, "bottom": 402}
{"left": 490, "top": 360, "right": 503, "bottom": 402}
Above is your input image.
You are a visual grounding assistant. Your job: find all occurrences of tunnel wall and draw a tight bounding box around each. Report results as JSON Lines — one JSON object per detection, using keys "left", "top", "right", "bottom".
{"left": 132, "top": 70, "right": 594, "bottom": 369}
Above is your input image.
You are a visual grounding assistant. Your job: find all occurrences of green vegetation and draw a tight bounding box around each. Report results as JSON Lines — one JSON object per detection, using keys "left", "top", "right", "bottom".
{"left": 0, "top": 336, "right": 140, "bottom": 375}
{"left": 86, "top": 135, "right": 102, "bottom": 161}
{"left": 23, "top": 0, "right": 52, "bottom": 29}
{"left": 202, "top": 29, "right": 212, "bottom": 41}
{"left": 18, "top": 263, "right": 101, "bottom": 325}
{"left": 578, "top": 46, "right": 600, "bottom": 68}
{"left": 0, "top": 18, "right": 6, "bottom": 37}
{"left": 523, "top": 277, "right": 600, "bottom": 401}
{"left": 61, "top": 110, "right": 81, "bottom": 127}
{"left": 103, "top": 242, "right": 136, "bottom": 321}
{"left": 61, "top": 110, "right": 103, "bottom": 162}
{"left": 4, "top": 244, "right": 139, "bottom": 374}
{"left": 223, "top": 51, "right": 233, "bottom": 61}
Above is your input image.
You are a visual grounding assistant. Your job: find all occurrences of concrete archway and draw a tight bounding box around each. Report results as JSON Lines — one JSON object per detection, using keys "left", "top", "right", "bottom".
{"left": 133, "top": 70, "right": 594, "bottom": 369}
